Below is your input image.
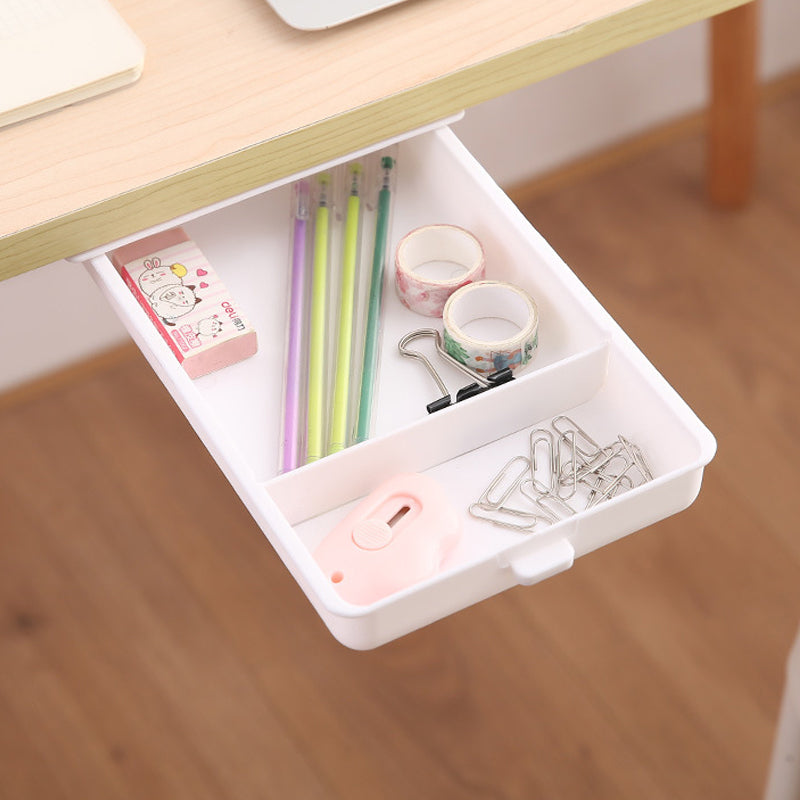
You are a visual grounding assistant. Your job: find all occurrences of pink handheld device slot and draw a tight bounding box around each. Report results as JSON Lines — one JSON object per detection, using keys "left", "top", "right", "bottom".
{"left": 313, "top": 473, "right": 462, "bottom": 605}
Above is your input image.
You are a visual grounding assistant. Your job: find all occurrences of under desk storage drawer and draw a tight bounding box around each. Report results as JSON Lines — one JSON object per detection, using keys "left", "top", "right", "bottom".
{"left": 78, "top": 125, "right": 715, "bottom": 649}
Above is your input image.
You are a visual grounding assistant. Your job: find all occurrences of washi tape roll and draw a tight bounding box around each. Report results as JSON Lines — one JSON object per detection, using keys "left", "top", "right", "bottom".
{"left": 395, "top": 224, "right": 485, "bottom": 316}
{"left": 442, "top": 280, "right": 539, "bottom": 375}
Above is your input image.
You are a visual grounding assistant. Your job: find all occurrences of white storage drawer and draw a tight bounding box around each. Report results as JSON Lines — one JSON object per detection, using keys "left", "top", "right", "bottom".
{"left": 78, "top": 124, "right": 715, "bottom": 649}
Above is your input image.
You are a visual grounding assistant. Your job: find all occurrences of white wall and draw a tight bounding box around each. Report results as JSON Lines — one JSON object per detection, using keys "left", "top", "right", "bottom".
{"left": 0, "top": 260, "right": 129, "bottom": 389}
{"left": 2, "top": 0, "right": 798, "bottom": 393}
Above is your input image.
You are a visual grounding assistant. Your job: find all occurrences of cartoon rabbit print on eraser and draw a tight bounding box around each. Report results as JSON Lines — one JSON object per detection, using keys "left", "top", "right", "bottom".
{"left": 137, "top": 256, "right": 201, "bottom": 325}
{"left": 110, "top": 228, "right": 258, "bottom": 379}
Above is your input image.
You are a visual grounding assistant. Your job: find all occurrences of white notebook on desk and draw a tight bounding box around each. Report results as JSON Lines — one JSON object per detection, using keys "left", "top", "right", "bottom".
{"left": 0, "top": 0, "right": 145, "bottom": 128}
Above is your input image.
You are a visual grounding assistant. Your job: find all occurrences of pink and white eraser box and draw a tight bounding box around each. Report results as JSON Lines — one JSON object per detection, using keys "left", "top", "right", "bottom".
{"left": 313, "top": 473, "right": 462, "bottom": 605}
{"left": 110, "top": 228, "right": 258, "bottom": 378}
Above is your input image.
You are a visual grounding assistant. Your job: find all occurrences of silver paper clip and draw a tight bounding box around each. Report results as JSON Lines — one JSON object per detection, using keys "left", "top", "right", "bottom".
{"left": 552, "top": 415, "right": 602, "bottom": 460}
{"left": 470, "top": 416, "right": 656, "bottom": 533}
{"left": 529, "top": 428, "right": 557, "bottom": 494}
{"left": 478, "top": 455, "right": 530, "bottom": 508}
{"left": 468, "top": 503, "right": 546, "bottom": 533}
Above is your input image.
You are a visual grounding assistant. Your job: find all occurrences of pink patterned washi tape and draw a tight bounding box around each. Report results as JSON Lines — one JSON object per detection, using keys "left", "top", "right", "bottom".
{"left": 395, "top": 224, "right": 485, "bottom": 316}
{"left": 442, "top": 281, "right": 539, "bottom": 375}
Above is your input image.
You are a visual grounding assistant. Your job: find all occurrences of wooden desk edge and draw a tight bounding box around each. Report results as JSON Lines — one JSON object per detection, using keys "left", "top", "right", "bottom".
{"left": 0, "top": 0, "right": 751, "bottom": 281}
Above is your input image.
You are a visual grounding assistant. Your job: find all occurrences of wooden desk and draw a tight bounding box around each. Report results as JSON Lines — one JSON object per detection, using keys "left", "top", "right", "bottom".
{"left": 0, "top": 0, "right": 753, "bottom": 281}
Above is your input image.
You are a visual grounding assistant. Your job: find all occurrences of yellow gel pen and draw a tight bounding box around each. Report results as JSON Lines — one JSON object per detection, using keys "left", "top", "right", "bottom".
{"left": 306, "top": 173, "right": 331, "bottom": 463}
{"left": 328, "top": 164, "right": 362, "bottom": 454}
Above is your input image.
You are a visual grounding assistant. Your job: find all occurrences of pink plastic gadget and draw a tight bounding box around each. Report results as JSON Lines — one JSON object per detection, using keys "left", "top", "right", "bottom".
{"left": 313, "top": 473, "right": 462, "bottom": 605}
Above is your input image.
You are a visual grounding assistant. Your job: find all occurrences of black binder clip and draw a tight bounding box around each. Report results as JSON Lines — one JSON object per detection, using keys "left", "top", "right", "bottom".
{"left": 398, "top": 328, "right": 514, "bottom": 414}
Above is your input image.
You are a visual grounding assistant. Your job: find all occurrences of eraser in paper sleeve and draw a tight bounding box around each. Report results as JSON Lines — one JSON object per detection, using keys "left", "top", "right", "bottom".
{"left": 110, "top": 228, "right": 258, "bottom": 378}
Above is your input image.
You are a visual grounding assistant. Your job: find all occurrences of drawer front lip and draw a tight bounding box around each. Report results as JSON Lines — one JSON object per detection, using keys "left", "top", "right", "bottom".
{"left": 82, "top": 124, "right": 715, "bottom": 650}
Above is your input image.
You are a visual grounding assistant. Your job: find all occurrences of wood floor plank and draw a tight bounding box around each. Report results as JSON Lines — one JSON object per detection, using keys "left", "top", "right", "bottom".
{"left": 0, "top": 379, "right": 333, "bottom": 799}
{"left": 0, "top": 691, "right": 74, "bottom": 800}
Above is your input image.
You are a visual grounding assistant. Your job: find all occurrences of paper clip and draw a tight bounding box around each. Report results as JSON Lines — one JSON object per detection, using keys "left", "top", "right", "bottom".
{"left": 618, "top": 435, "right": 654, "bottom": 482}
{"left": 469, "top": 417, "right": 655, "bottom": 533}
{"left": 398, "top": 328, "right": 513, "bottom": 413}
{"left": 517, "top": 478, "right": 575, "bottom": 520}
{"left": 468, "top": 503, "right": 547, "bottom": 533}
{"left": 570, "top": 441, "right": 623, "bottom": 484}
{"left": 529, "top": 428, "right": 557, "bottom": 494}
{"left": 552, "top": 415, "right": 602, "bottom": 460}
{"left": 584, "top": 451, "right": 636, "bottom": 508}
{"left": 556, "top": 428, "right": 578, "bottom": 500}
{"left": 478, "top": 455, "right": 530, "bottom": 508}
{"left": 535, "top": 491, "right": 577, "bottom": 520}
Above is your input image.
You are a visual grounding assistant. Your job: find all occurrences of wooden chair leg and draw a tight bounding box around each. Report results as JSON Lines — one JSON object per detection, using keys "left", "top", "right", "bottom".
{"left": 708, "top": 1, "right": 759, "bottom": 208}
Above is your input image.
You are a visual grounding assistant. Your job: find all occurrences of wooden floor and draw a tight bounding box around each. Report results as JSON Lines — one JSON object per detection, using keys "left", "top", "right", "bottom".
{"left": 2, "top": 86, "right": 799, "bottom": 800}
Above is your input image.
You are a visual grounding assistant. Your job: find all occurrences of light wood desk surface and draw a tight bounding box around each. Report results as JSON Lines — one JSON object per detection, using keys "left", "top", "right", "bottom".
{"left": 0, "top": 0, "right": 749, "bottom": 281}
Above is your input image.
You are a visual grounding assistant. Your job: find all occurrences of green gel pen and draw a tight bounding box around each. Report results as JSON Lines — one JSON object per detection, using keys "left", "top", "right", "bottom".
{"left": 355, "top": 156, "right": 394, "bottom": 443}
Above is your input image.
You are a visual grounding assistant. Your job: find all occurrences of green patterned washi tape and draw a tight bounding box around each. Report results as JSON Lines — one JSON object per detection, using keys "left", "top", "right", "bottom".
{"left": 442, "top": 280, "right": 539, "bottom": 375}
